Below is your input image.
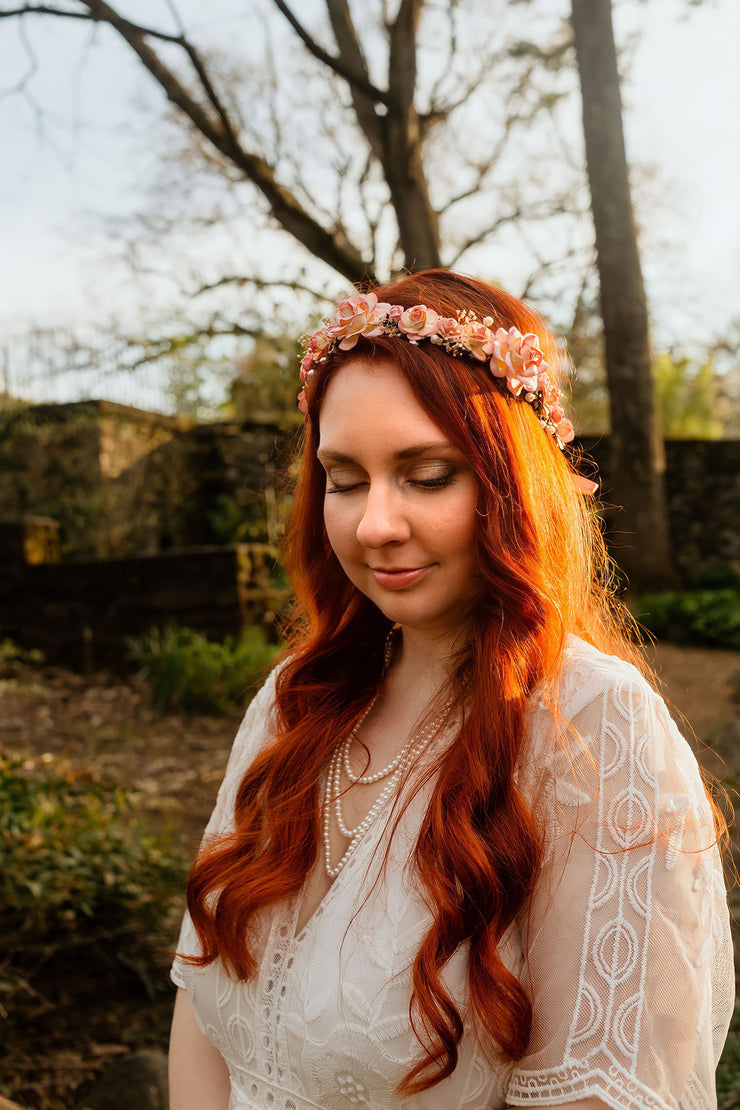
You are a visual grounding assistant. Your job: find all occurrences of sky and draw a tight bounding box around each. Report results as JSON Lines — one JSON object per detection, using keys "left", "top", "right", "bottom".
{"left": 0, "top": 0, "right": 738, "bottom": 356}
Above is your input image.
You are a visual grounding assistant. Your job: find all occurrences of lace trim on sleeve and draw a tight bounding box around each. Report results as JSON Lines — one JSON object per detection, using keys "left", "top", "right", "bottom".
{"left": 508, "top": 651, "right": 733, "bottom": 1110}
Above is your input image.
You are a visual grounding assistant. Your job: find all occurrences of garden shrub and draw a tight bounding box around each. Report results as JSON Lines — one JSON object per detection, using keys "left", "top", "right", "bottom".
{"left": 0, "top": 754, "right": 186, "bottom": 935}
{"left": 127, "top": 624, "right": 282, "bottom": 715}
{"left": 0, "top": 754, "right": 187, "bottom": 998}
{"left": 0, "top": 638, "right": 44, "bottom": 666}
{"left": 635, "top": 589, "right": 740, "bottom": 650}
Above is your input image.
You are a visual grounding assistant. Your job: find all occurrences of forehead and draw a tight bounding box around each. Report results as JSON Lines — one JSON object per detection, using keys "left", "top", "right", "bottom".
{"left": 318, "top": 355, "right": 444, "bottom": 450}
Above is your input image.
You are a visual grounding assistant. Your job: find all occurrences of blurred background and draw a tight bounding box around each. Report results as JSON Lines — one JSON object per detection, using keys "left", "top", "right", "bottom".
{"left": 0, "top": 1, "right": 738, "bottom": 1107}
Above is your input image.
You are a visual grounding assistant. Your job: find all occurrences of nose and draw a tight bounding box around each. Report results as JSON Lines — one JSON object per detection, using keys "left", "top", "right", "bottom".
{"left": 355, "top": 481, "right": 411, "bottom": 548}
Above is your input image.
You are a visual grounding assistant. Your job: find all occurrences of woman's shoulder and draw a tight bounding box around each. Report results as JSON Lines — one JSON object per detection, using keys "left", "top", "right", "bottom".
{"left": 555, "top": 633, "right": 654, "bottom": 719}
{"left": 199, "top": 661, "right": 284, "bottom": 842}
{"left": 523, "top": 636, "right": 678, "bottom": 792}
{"left": 233, "top": 660, "right": 282, "bottom": 743}
{"left": 524, "top": 636, "right": 712, "bottom": 824}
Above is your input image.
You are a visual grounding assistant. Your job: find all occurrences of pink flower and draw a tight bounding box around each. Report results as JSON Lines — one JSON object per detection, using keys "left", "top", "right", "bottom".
{"left": 309, "top": 331, "right": 331, "bottom": 356}
{"left": 397, "top": 304, "right": 440, "bottom": 340}
{"left": 436, "top": 317, "right": 462, "bottom": 339}
{"left": 299, "top": 353, "right": 314, "bottom": 381}
{"left": 324, "top": 292, "right": 391, "bottom": 350}
{"left": 549, "top": 403, "right": 564, "bottom": 425}
{"left": 490, "top": 327, "right": 546, "bottom": 394}
{"left": 556, "top": 418, "right": 575, "bottom": 443}
{"left": 300, "top": 331, "right": 332, "bottom": 380}
{"left": 387, "top": 304, "right": 404, "bottom": 319}
{"left": 537, "top": 368, "right": 557, "bottom": 404}
{"left": 460, "top": 321, "right": 495, "bottom": 361}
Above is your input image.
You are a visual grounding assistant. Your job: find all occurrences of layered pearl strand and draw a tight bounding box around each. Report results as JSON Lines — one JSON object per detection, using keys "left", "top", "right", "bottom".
{"left": 322, "top": 696, "right": 451, "bottom": 881}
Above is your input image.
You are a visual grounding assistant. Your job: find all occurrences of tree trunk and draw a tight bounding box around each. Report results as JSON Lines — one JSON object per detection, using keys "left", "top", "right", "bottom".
{"left": 571, "top": 0, "right": 675, "bottom": 591}
{"left": 383, "top": 0, "right": 442, "bottom": 272}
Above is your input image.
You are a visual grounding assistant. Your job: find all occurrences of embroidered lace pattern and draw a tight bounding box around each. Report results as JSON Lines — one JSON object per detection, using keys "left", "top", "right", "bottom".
{"left": 171, "top": 641, "right": 734, "bottom": 1110}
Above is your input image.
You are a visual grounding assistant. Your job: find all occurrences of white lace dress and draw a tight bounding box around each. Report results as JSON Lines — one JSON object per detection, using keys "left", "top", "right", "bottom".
{"left": 171, "top": 638, "right": 734, "bottom": 1110}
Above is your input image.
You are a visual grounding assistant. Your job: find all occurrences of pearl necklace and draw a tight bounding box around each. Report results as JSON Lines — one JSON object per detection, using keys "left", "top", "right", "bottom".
{"left": 342, "top": 730, "right": 407, "bottom": 786}
{"left": 322, "top": 701, "right": 451, "bottom": 881}
{"left": 342, "top": 690, "right": 411, "bottom": 786}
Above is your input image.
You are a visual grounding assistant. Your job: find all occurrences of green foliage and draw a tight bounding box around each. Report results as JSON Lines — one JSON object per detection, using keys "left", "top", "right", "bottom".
{"left": 688, "top": 564, "right": 740, "bottom": 591}
{"left": 653, "top": 352, "right": 722, "bottom": 439}
{"left": 0, "top": 754, "right": 186, "bottom": 942}
{"left": 0, "top": 638, "right": 44, "bottom": 666}
{"left": 225, "top": 333, "right": 306, "bottom": 425}
{"left": 128, "top": 624, "right": 281, "bottom": 715}
{"left": 635, "top": 589, "right": 740, "bottom": 650}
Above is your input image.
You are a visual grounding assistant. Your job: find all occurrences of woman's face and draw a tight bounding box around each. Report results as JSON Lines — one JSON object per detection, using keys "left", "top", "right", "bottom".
{"left": 317, "top": 355, "right": 479, "bottom": 641}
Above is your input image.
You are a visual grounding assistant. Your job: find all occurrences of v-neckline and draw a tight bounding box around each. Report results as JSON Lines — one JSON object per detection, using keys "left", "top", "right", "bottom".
{"left": 285, "top": 719, "right": 457, "bottom": 948}
{"left": 288, "top": 798, "right": 391, "bottom": 948}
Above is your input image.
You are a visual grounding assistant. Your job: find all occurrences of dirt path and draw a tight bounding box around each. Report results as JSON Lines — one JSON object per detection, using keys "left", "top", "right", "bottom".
{"left": 646, "top": 642, "right": 740, "bottom": 741}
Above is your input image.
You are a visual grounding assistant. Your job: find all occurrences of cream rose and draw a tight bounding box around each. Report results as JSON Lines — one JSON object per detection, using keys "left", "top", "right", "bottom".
{"left": 325, "top": 292, "right": 391, "bottom": 350}
{"left": 397, "top": 304, "right": 440, "bottom": 340}
{"left": 460, "top": 321, "right": 495, "bottom": 361}
{"left": 490, "top": 327, "right": 545, "bottom": 394}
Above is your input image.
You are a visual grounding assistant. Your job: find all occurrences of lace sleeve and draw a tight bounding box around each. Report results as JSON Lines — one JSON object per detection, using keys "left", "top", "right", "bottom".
{"left": 507, "top": 672, "right": 734, "bottom": 1110}
{"left": 170, "top": 665, "right": 280, "bottom": 989}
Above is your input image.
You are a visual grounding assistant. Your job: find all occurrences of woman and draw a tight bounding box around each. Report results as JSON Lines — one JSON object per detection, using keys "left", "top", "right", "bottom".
{"left": 169, "top": 270, "right": 734, "bottom": 1110}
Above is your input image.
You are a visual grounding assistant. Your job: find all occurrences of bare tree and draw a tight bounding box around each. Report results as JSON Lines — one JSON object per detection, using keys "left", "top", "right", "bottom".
{"left": 571, "top": 0, "right": 675, "bottom": 589}
{"left": 0, "top": 1, "right": 585, "bottom": 293}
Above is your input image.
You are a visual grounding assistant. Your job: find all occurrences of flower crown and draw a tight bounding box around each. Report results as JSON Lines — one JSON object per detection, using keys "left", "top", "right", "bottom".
{"left": 299, "top": 291, "right": 576, "bottom": 448}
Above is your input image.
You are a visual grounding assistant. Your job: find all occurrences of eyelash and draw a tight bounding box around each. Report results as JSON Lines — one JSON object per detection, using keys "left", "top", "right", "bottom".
{"left": 326, "top": 472, "right": 457, "bottom": 495}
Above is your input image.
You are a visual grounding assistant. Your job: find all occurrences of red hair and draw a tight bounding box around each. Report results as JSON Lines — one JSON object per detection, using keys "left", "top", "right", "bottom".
{"left": 184, "top": 270, "right": 646, "bottom": 1093}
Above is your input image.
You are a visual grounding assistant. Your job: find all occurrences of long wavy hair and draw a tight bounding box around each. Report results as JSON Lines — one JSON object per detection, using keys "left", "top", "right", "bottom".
{"left": 183, "top": 270, "right": 647, "bottom": 1094}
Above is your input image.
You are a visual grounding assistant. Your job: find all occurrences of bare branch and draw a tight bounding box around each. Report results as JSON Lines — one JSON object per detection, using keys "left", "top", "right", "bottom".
{"left": 324, "top": 0, "right": 386, "bottom": 159}
{"left": 190, "top": 275, "right": 335, "bottom": 304}
{"left": 421, "top": 44, "right": 507, "bottom": 132}
{"left": 519, "top": 237, "right": 588, "bottom": 302}
{"left": 83, "top": 0, "right": 375, "bottom": 282}
{"left": 0, "top": 3, "right": 189, "bottom": 45}
{"left": 0, "top": 10, "right": 38, "bottom": 97}
{"left": 446, "top": 198, "right": 577, "bottom": 268}
{"left": 260, "top": 12, "right": 284, "bottom": 164}
{"left": 120, "top": 323, "right": 263, "bottom": 371}
{"left": 425, "top": 1, "right": 459, "bottom": 117}
{"left": 0, "top": 0, "right": 376, "bottom": 284}
{"left": 436, "top": 127, "right": 511, "bottom": 217}
{"left": 270, "top": 0, "right": 388, "bottom": 105}
{"left": 0, "top": 5, "right": 91, "bottom": 20}
{"left": 162, "top": 0, "right": 185, "bottom": 36}
{"left": 356, "top": 148, "right": 381, "bottom": 267}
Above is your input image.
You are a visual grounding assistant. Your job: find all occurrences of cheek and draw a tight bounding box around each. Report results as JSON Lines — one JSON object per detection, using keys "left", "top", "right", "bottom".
{"left": 441, "top": 486, "right": 479, "bottom": 556}
{"left": 323, "top": 498, "right": 357, "bottom": 556}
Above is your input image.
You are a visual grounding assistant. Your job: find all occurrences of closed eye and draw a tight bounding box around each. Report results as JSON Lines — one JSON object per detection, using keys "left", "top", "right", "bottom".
{"left": 326, "top": 481, "right": 365, "bottom": 494}
{"left": 327, "top": 469, "right": 458, "bottom": 494}
{"left": 410, "top": 473, "right": 457, "bottom": 490}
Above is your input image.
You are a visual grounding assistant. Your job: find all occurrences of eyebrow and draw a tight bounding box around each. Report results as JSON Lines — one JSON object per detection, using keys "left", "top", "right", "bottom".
{"left": 317, "top": 441, "right": 457, "bottom": 464}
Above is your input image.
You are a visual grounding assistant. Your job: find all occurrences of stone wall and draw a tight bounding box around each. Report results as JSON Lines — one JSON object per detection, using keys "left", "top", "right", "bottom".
{"left": 0, "top": 401, "right": 294, "bottom": 559}
{"left": 581, "top": 438, "right": 740, "bottom": 581}
{"left": 0, "top": 542, "right": 287, "bottom": 670}
{"left": 0, "top": 401, "right": 181, "bottom": 557}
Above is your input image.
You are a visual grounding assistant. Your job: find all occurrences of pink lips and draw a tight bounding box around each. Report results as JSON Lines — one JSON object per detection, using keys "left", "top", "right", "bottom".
{"left": 370, "top": 565, "right": 432, "bottom": 589}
